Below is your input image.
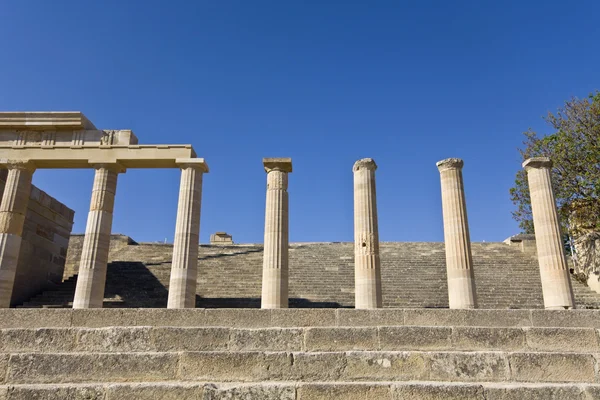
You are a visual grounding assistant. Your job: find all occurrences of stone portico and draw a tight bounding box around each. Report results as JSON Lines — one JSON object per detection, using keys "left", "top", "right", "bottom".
{"left": 0, "top": 112, "right": 208, "bottom": 309}
{"left": 0, "top": 112, "right": 579, "bottom": 312}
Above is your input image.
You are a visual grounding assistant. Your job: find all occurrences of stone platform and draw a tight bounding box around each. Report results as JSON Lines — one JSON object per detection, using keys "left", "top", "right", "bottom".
{"left": 0, "top": 308, "right": 599, "bottom": 399}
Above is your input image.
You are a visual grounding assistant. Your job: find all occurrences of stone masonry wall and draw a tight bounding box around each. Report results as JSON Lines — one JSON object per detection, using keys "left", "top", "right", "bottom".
{"left": 0, "top": 170, "right": 74, "bottom": 306}
{"left": 63, "top": 234, "right": 137, "bottom": 280}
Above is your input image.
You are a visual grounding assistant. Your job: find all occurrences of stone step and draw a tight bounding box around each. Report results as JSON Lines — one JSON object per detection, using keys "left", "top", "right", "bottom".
{"left": 0, "top": 326, "right": 598, "bottom": 353}
{"left": 3, "top": 350, "right": 598, "bottom": 384}
{"left": 2, "top": 381, "right": 599, "bottom": 400}
{"left": 2, "top": 309, "right": 600, "bottom": 329}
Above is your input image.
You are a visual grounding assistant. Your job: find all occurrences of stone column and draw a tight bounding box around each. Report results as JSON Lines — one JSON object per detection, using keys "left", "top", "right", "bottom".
{"left": 0, "top": 161, "right": 35, "bottom": 308}
{"left": 261, "top": 158, "right": 292, "bottom": 309}
{"left": 73, "top": 164, "right": 123, "bottom": 309}
{"left": 437, "top": 158, "right": 477, "bottom": 309}
{"left": 167, "top": 159, "right": 209, "bottom": 309}
{"left": 523, "top": 157, "right": 575, "bottom": 309}
{"left": 353, "top": 158, "right": 383, "bottom": 309}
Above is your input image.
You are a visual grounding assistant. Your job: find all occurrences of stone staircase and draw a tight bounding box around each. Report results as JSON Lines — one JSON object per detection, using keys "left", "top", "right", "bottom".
{"left": 0, "top": 308, "right": 599, "bottom": 398}
{"left": 18, "top": 241, "right": 600, "bottom": 309}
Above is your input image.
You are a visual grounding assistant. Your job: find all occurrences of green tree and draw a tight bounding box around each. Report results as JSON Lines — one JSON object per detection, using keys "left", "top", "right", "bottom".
{"left": 510, "top": 92, "right": 600, "bottom": 278}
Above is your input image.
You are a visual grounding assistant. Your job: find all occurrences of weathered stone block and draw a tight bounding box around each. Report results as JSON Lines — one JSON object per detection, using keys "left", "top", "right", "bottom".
{"left": 0, "top": 328, "right": 76, "bottom": 353}
{"left": 379, "top": 327, "right": 451, "bottom": 350}
{"left": 6, "top": 385, "right": 105, "bottom": 400}
{"left": 132, "top": 309, "right": 207, "bottom": 327}
{"left": 106, "top": 383, "right": 204, "bottom": 399}
{"left": 484, "top": 384, "right": 584, "bottom": 400}
{"left": 0, "top": 355, "right": 9, "bottom": 384}
{"left": 230, "top": 328, "right": 303, "bottom": 351}
{"left": 288, "top": 352, "right": 346, "bottom": 381}
{"left": 392, "top": 382, "right": 484, "bottom": 399}
{"left": 203, "top": 383, "right": 295, "bottom": 400}
{"left": 429, "top": 352, "right": 508, "bottom": 382}
{"left": 297, "top": 383, "right": 392, "bottom": 399}
{"left": 271, "top": 309, "right": 336, "bottom": 327}
{"left": 180, "top": 352, "right": 291, "bottom": 381}
{"left": 530, "top": 310, "right": 600, "bottom": 328}
{"left": 304, "top": 327, "right": 378, "bottom": 351}
{"left": 6, "top": 353, "right": 179, "bottom": 384}
{"left": 0, "top": 310, "right": 72, "bottom": 329}
{"left": 336, "top": 309, "right": 404, "bottom": 326}
{"left": 204, "top": 309, "right": 271, "bottom": 328}
{"left": 71, "top": 309, "right": 137, "bottom": 328}
{"left": 525, "top": 328, "right": 600, "bottom": 352}
{"left": 343, "top": 351, "right": 428, "bottom": 381}
{"left": 508, "top": 353, "right": 595, "bottom": 382}
{"left": 451, "top": 327, "right": 525, "bottom": 351}
{"left": 152, "top": 327, "right": 229, "bottom": 352}
{"left": 76, "top": 327, "right": 153, "bottom": 352}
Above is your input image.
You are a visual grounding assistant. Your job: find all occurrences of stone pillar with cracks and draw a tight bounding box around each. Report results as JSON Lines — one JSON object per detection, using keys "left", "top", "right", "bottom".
{"left": 168, "top": 158, "right": 209, "bottom": 308}
{"left": 523, "top": 157, "right": 575, "bottom": 309}
{"left": 353, "top": 158, "right": 382, "bottom": 309}
{"left": 0, "top": 161, "right": 35, "bottom": 307}
{"left": 437, "top": 158, "right": 477, "bottom": 309}
{"left": 73, "top": 163, "right": 123, "bottom": 309}
{"left": 261, "top": 158, "right": 292, "bottom": 309}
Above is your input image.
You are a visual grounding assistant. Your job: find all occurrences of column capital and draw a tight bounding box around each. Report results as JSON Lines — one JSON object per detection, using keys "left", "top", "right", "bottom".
{"left": 90, "top": 162, "right": 126, "bottom": 173}
{"left": 263, "top": 158, "right": 292, "bottom": 173}
{"left": 0, "top": 159, "right": 36, "bottom": 172}
{"left": 523, "top": 157, "right": 552, "bottom": 170}
{"left": 353, "top": 158, "right": 377, "bottom": 172}
{"left": 436, "top": 158, "right": 464, "bottom": 172}
{"left": 176, "top": 158, "right": 209, "bottom": 173}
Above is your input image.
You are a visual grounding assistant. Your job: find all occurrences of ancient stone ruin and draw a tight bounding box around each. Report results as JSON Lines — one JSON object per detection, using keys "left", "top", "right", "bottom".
{"left": 1, "top": 112, "right": 600, "bottom": 398}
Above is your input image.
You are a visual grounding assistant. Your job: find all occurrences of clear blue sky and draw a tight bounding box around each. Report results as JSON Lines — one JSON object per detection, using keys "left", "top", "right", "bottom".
{"left": 1, "top": 1, "right": 598, "bottom": 244}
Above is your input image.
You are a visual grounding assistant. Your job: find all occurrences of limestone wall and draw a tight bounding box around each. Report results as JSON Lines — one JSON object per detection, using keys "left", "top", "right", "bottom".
{"left": 0, "top": 170, "right": 74, "bottom": 305}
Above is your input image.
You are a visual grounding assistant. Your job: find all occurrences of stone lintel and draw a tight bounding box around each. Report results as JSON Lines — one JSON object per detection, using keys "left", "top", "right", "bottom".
{"left": 263, "top": 158, "right": 292, "bottom": 173}
{"left": 0, "top": 112, "right": 96, "bottom": 130}
{"left": 523, "top": 157, "right": 552, "bottom": 170}
{"left": 175, "top": 158, "right": 209, "bottom": 173}
{"left": 436, "top": 158, "right": 464, "bottom": 171}
{"left": 353, "top": 158, "right": 377, "bottom": 172}
{"left": 0, "top": 145, "right": 197, "bottom": 169}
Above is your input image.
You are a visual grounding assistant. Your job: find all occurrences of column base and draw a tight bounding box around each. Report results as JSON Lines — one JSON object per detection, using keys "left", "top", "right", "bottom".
{"left": 261, "top": 269, "right": 288, "bottom": 309}
{"left": 447, "top": 269, "right": 477, "bottom": 309}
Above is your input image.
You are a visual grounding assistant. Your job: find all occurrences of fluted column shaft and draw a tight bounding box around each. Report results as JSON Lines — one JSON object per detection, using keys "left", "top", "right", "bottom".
{"left": 261, "top": 158, "right": 292, "bottom": 309}
{"left": 523, "top": 157, "right": 575, "bottom": 309}
{"left": 168, "top": 159, "right": 208, "bottom": 308}
{"left": 353, "top": 158, "right": 382, "bottom": 309}
{"left": 437, "top": 158, "right": 477, "bottom": 309}
{"left": 73, "top": 164, "right": 121, "bottom": 309}
{"left": 0, "top": 162, "right": 35, "bottom": 307}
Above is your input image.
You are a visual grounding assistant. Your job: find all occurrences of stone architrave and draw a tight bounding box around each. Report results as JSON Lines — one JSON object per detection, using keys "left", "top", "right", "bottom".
{"left": 261, "top": 158, "right": 292, "bottom": 309}
{"left": 523, "top": 157, "right": 575, "bottom": 309}
{"left": 167, "top": 159, "right": 209, "bottom": 309}
{"left": 72, "top": 164, "right": 123, "bottom": 309}
{"left": 353, "top": 158, "right": 383, "bottom": 309}
{"left": 437, "top": 158, "right": 477, "bottom": 309}
{"left": 0, "top": 161, "right": 35, "bottom": 307}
